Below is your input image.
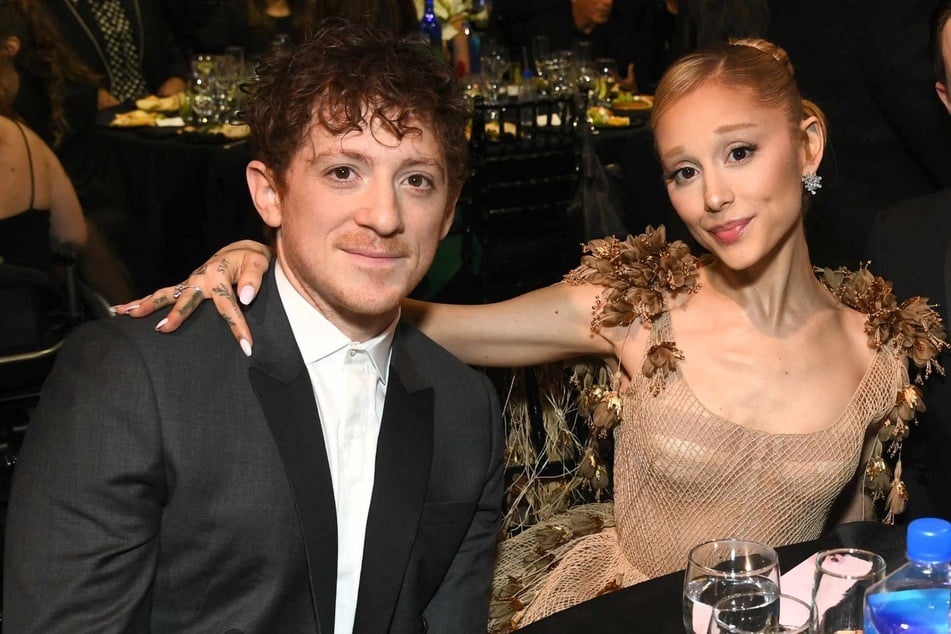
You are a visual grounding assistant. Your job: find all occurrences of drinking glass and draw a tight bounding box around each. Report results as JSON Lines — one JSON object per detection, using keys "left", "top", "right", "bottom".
{"left": 708, "top": 593, "right": 814, "bottom": 633}
{"left": 684, "top": 539, "right": 781, "bottom": 634}
{"left": 532, "top": 35, "right": 550, "bottom": 75}
{"left": 812, "top": 548, "right": 885, "bottom": 633}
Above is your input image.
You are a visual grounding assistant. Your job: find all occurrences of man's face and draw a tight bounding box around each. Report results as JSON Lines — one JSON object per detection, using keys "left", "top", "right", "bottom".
{"left": 250, "top": 116, "right": 456, "bottom": 340}
{"left": 573, "top": 0, "right": 613, "bottom": 27}
{"left": 936, "top": 19, "right": 951, "bottom": 114}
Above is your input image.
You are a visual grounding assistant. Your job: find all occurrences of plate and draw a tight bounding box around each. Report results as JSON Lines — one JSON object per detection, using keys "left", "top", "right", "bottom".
{"left": 135, "top": 93, "right": 186, "bottom": 113}
{"left": 611, "top": 94, "right": 653, "bottom": 115}
{"left": 109, "top": 110, "right": 161, "bottom": 128}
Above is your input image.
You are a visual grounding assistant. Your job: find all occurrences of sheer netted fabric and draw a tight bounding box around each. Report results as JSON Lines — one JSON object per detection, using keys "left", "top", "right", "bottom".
{"left": 490, "top": 310, "right": 903, "bottom": 630}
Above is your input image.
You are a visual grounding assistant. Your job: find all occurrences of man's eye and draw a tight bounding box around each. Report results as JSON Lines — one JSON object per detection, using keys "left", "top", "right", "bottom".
{"left": 406, "top": 174, "right": 430, "bottom": 188}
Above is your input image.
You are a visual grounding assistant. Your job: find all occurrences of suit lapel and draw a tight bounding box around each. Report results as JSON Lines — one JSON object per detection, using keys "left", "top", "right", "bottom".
{"left": 247, "top": 269, "right": 337, "bottom": 634}
{"left": 354, "top": 328, "right": 435, "bottom": 632}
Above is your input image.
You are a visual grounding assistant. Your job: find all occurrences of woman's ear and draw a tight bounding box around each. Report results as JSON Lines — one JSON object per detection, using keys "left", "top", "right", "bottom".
{"left": 800, "top": 116, "right": 825, "bottom": 175}
{"left": 246, "top": 160, "right": 282, "bottom": 229}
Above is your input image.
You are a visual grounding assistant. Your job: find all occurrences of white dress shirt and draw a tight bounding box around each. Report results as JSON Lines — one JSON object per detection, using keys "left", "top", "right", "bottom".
{"left": 275, "top": 262, "right": 396, "bottom": 634}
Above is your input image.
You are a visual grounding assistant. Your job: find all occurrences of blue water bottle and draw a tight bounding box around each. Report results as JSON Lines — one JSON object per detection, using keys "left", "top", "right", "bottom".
{"left": 419, "top": 0, "right": 443, "bottom": 59}
{"left": 863, "top": 517, "right": 951, "bottom": 634}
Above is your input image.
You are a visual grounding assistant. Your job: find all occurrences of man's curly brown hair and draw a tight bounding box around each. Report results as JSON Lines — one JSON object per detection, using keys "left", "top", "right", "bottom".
{"left": 244, "top": 18, "right": 470, "bottom": 200}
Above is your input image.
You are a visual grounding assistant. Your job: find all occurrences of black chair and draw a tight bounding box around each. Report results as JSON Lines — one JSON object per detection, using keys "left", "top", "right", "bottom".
{"left": 457, "top": 95, "right": 586, "bottom": 302}
{"left": 0, "top": 247, "right": 112, "bottom": 455}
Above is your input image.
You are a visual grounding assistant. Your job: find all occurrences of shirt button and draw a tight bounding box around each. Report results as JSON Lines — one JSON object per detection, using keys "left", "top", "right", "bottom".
{"left": 349, "top": 349, "right": 357, "bottom": 357}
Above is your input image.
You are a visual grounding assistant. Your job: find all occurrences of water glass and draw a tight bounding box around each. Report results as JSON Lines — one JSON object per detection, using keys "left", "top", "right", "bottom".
{"left": 708, "top": 593, "right": 814, "bottom": 633}
{"left": 684, "top": 539, "right": 781, "bottom": 634}
{"left": 812, "top": 548, "right": 885, "bottom": 633}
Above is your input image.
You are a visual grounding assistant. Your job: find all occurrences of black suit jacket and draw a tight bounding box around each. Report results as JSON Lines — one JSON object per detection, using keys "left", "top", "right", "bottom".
{"left": 44, "top": 0, "right": 189, "bottom": 96}
{"left": 3, "top": 268, "right": 504, "bottom": 632}
{"left": 865, "top": 189, "right": 951, "bottom": 521}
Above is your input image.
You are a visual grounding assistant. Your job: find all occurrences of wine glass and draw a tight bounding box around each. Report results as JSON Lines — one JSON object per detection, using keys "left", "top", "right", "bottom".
{"left": 708, "top": 593, "right": 814, "bottom": 633}
{"left": 684, "top": 539, "right": 781, "bottom": 634}
{"left": 812, "top": 548, "right": 885, "bottom": 633}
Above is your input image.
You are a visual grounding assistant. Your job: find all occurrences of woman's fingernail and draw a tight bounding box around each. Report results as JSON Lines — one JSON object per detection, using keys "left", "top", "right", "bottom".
{"left": 238, "top": 285, "right": 256, "bottom": 305}
{"left": 155, "top": 317, "right": 169, "bottom": 331}
{"left": 239, "top": 338, "right": 253, "bottom": 357}
{"left": 122, "top": 304, "right": 140, "bottom": 314}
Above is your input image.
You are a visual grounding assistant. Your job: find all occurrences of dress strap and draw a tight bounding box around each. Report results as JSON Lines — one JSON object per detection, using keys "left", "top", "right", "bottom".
{"left": 12, "top": 121, "right": 36, "bottom": 211}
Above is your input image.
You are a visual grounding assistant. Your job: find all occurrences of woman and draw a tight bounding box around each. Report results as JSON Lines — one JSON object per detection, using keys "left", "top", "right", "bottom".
{"left": 116, "top": 38, "right": 946, "bottom": 625}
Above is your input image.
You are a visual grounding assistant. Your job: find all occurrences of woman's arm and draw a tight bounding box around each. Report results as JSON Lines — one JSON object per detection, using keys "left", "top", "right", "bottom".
{"left": 115, "top": 242, "right": 615, "bottom": 365}
{"left": 45, "top": 142, "right": 88, "bottom": 249}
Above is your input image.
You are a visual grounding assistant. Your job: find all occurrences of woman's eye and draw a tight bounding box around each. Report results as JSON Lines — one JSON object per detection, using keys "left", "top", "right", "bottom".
{"left": 728, "top": 146, "right": 756, "bottom": 162}
{"left": 331, "top": 166, "right": 352, "bottom": 179}
{"left": 668, "top": 166, "right": 697, "bottom": 183}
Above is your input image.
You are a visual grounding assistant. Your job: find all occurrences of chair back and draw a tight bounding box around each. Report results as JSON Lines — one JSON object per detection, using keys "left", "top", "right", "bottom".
{"left": 459, "top": 95, "right": 586, "bottom": 301}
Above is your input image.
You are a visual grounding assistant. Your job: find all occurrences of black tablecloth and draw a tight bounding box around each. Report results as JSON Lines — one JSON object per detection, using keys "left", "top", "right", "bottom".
{"left": 92, "top": 122, "right": 262, "bottom": 292}
{"left": 519, "top": 521, "right": 906, "bottom": 634}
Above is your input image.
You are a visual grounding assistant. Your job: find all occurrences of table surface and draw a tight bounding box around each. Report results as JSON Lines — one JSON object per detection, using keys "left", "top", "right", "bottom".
{"left": 518, "top": 521, "right": 906, "bottom": 634}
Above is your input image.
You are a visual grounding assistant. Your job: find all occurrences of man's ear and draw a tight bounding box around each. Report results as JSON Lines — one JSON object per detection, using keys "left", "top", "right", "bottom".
{"left": 246, "top": 160, "right": 282, "bottom": 228}
{"left": 936, "top": 81, "right": 951, "bottom": 115}
{"left": 439, "top": 188, "right": 461, "bottom": 240}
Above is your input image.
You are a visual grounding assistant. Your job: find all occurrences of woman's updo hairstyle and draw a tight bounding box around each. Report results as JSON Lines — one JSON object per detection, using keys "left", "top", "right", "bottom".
{"left": 650, "top": 38, "right": 827, "bottom": 150}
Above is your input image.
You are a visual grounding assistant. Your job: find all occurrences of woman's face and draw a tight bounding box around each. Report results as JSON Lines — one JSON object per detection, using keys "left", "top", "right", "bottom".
{"left": 653, "top": 80, "right": 821, "bottom": 271}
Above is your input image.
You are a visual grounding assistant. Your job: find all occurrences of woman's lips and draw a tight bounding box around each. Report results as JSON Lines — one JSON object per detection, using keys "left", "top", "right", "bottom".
{"left": 709, "top": 218, "right": 751, "bottom": 244}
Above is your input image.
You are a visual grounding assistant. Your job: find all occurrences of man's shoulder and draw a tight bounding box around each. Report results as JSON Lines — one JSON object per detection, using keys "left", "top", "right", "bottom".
{"left": 878, "top": 188, "right": 951, "bottom": 228}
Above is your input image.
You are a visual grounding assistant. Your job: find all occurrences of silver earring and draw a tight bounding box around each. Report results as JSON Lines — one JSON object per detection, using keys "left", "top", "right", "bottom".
{"left": 802, "top": 173, "right": 822, "bottom": 196}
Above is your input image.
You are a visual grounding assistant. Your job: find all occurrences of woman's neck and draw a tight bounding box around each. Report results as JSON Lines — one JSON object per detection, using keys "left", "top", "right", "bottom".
{"left": 702, "top": 226, "right": 833, "bottom": 335}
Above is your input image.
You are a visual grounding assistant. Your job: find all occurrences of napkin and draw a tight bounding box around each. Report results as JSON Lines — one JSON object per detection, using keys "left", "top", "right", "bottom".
{"left": 156, "top": 117, "right": 185, "bottom": 127}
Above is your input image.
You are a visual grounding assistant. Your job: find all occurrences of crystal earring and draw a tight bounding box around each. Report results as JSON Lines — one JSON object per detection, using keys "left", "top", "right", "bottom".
{"left": 802, "top": 173, "right": 822, "bottom": 196}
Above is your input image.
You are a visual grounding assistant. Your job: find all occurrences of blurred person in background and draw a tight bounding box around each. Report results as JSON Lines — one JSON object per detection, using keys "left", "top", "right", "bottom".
{"left": 0, "top": 0, "right": 134, "bottom": 302}
{"left": 489, "top": 0, "right": 666, "bottom": 93}
{"left": 194, "top": 0, "right": 419, "bottom": 60}
{"left": 864, "top": 0, "right": 951, "bottom": 522}
{"left": 43, "top": 0, "right": 189, "bottom": 109}
{"left": 413, "top": 0, "right": 471, "bottom": 76}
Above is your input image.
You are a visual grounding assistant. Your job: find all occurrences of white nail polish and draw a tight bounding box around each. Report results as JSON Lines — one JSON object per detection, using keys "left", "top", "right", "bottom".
{"left": 122, "top": 304, "right": 140, "bottom": 314}
{"left": 240, "top": 338, "right": 253, "bottom": 357}
{"left": 155, "top": 317, "right": 169, "bottom": 331}
{"left": 239, "top": 285, "right": 256, "bottom": 305}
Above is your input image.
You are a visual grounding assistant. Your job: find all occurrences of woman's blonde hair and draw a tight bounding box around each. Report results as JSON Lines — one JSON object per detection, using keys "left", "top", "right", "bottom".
{"left": 650, "top": 38, "right": 828, "bottom": 149}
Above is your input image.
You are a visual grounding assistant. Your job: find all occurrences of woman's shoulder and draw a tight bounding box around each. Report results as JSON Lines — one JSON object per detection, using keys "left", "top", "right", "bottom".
{"left": 814, "top": 264, "right": 946, "bottom": 374}
{"left": 563, "top": 225, "right": 701, "bottom": 331}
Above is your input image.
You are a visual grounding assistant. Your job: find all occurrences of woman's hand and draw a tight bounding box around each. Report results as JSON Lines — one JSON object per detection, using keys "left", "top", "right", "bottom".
{"left": 113, "top": 240, "right": 272, "bottom": 356}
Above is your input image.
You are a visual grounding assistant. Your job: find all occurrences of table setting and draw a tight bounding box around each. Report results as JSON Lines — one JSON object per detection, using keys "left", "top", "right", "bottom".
{"left": 518, "top": 520, "right": 908, "bottom": 634}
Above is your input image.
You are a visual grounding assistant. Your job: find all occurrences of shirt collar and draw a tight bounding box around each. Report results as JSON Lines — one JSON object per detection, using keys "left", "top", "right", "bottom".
{"left": 275, "top": 261, "right": 396, "bottom": 385}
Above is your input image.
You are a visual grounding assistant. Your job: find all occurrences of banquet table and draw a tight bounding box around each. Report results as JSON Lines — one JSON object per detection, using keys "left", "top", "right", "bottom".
{"left": 518, "top": 521, "right": 906, "bottom": 634}
{"left": 92, "top": 115, "right": 262, "bottom": 292}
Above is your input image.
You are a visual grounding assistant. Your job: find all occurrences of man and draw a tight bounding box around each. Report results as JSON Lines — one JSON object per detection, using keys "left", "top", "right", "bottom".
{"left": 864, "top": 0, "right": 951, "bottom": 521}
{"left": 489, "top": 0, "right": 663, "bottom": 92}
{"left": 3, "top": 19, "right": 504, "bottom": 633}
{"left": 43, "top": 0, "right": 188, "bottom": 108}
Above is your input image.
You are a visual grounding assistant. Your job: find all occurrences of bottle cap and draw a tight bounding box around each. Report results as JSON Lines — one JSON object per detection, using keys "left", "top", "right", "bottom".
{"left": 907, "top": 517, "right": 951, "bottom": 563}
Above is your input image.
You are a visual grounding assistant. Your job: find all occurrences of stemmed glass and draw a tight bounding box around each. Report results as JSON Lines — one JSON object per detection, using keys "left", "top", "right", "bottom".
{"left": 480, "top": 42, "right": 510, "bottom": 103}
{"left": 812, "top": 548, "right": 885, "bottom": 633}
{"left": 708, "top": 593, "right": 814, "bottom": 633}
{"left": 683, "top": 539, "right": 782, "bottom": 634}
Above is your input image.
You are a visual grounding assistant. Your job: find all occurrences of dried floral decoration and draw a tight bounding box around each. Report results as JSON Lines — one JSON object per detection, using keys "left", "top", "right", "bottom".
{"left": 816, "top": 264, "right": 948, "bottom": 523}
{"left": 564, "top": 225, "right": 701, "bottom": 330}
